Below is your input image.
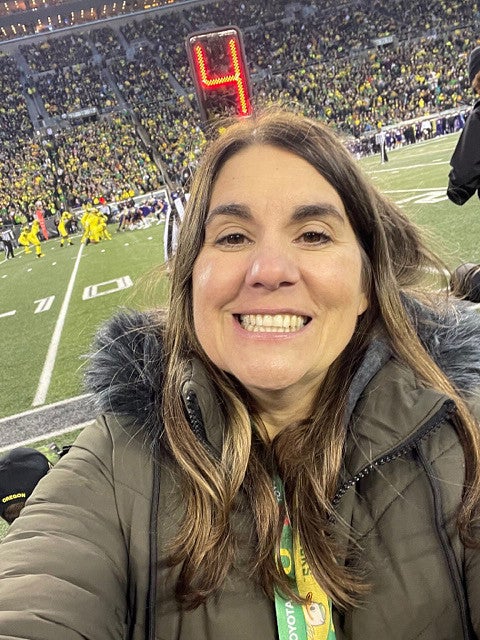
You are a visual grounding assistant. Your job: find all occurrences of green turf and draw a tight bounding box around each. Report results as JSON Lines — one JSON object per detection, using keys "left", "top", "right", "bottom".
{"left": 1, "top": 223, "right": 168, "bottom": 417}
{"left": 362, "top": 133, "right": 480, "bottom": 265}
{"left": 0, "top": 132, "right": 478, "bottom": 419}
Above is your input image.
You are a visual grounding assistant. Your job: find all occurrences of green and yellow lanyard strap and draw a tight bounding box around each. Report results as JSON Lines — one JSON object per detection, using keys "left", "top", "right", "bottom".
{"left": 273, "top": 475, "right": 336, "bottom": 640}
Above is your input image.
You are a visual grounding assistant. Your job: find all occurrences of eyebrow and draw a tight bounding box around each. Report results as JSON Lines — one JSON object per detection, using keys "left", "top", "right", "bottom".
{"left": 206, "top": 203, "right": 252, "bottom": 224}
{"left": 291, "top": 203, "right": 345, "bottom": 225}
{"left": 206, "top": 202, "right": 345, "bottom": 225}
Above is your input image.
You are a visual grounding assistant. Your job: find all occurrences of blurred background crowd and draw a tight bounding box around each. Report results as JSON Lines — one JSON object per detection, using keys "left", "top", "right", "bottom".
{"left": 0, "top": 0, "right": 478, "bottom": 226}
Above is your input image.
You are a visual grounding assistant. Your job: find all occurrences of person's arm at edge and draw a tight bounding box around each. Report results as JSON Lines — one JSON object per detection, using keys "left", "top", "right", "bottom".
{"left": 447, "top": 109, "right": 480, "bottom": 205}
{"left": 0, "top": 417, "right": 129, "bottom": 640}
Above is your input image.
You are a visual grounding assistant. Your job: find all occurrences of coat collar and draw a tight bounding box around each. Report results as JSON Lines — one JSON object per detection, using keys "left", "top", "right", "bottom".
{"left": 84, "top": 299, "right": 480, "bottom": 454}
{"left": 342, "top": 357, "right": 455, "bottom": 482}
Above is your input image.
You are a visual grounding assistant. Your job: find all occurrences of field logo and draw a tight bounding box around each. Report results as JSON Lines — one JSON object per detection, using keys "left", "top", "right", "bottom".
{"left": 386, "top": 188, "right": 448, "bottom": 205}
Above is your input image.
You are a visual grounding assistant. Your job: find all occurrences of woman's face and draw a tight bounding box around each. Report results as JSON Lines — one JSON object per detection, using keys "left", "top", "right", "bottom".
{"left": 192, "top": 144, "right": 368, "bottom": 409}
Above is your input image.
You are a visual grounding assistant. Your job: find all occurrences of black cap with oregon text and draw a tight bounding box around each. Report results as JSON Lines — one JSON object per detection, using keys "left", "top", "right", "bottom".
{"left": 0, "top": 447, "right": 50, "bottom": 518}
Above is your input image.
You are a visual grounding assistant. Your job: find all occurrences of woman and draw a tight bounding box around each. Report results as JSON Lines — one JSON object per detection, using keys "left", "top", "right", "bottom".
{"left": 0, "top": 110, "right": 479, "bottom": 640}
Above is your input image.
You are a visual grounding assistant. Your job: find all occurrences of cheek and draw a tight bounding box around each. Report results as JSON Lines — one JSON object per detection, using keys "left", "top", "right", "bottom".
{"left": 308, "top": 263, "right": 368, "bottom": 320}
{"left": 192, "top": 254, "right": 233, "bottom": 350}
{"left": 192, "top": 259, "right": 214, "bottom": 335}
{"left": 193, "top": 257, "right": 214, "bottom": 299}
{"left": 309, "top": 255, "right": 365, "bottom": 306}
{"left": 193, "top": 252, "right": 244, "bottom": 311}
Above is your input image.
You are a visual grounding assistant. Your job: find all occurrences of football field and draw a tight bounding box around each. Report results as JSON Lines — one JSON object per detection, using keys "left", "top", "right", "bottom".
{"left": 362, "top": 133, "right": 479, "bottom": 264}
{"left": 0, "top": 131, "right": 478, "bottom": 425}
{"left": 0, "top": 221, "right": 168, "bottom": 419}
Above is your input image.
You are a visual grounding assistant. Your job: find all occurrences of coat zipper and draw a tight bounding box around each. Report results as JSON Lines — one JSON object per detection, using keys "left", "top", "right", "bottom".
{"left": 331, "top": 399, "right": 456, "bottom": 508}
{"left": 146, "top": 440, "right": 161, "bottom": 640}
{"left": 184, "top": 390, "right": 220, "bottom": 459}
{"left": 416, "top": 444, "right": 474, "bottom": 639}
{"left": 330, "top": 398, "right": 473, "bottom": 637}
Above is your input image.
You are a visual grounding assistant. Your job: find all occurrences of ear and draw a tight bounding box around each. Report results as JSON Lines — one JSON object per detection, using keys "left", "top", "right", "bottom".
{"left": 357, "top": 292, "right": 369, "bottom": 316}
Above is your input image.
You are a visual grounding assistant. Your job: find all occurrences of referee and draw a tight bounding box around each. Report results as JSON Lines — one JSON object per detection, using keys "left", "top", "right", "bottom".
{"left": 1, "top": 228, "right": 14, "bottom": 259}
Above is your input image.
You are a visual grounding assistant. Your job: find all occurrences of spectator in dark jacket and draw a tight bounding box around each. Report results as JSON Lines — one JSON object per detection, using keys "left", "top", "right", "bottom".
{"left": 447, "top": 46, "right": 480, "bottom": 205}
{"left": 0, "top": 447, "right": 50, "bottom": 524}
{"left": 450, "top": 262, "right": 480, "bottom": 303}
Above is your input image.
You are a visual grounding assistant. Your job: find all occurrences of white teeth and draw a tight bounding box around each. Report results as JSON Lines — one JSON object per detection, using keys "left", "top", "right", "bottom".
{"left": 239, "top": 313, "right": 307, "bottom": 332}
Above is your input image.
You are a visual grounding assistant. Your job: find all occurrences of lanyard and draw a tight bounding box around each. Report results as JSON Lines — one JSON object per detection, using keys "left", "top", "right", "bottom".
{"left": 273, "top": 476, "right": 336, "bottom": 640}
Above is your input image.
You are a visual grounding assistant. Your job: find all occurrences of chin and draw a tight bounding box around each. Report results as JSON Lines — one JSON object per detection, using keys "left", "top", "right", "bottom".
{"left": 235, "top": 368, "right": 305, "bottom": 393}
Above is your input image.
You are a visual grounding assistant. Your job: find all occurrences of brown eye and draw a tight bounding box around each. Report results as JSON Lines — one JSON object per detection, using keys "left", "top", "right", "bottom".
{"left": 216, "top": 233, "right": 250, "bottom": 246}
{"left": 298, "top": 231, "right": 331, "bottom": 245}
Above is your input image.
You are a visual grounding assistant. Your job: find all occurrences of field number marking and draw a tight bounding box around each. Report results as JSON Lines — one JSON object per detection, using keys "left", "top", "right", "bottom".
{"left": 34, "top": 296, "right": 56, "bottom": 314}
{"left": 82, "top": 276, "right": 133, "bottom": 300}
{"left": 1, "top": 275, "right": 133, "bottom": 320}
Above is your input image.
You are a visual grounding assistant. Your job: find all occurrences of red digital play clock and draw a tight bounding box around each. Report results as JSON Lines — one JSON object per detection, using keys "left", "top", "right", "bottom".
{"left": 186, "top": 26, "right": 253, "bottom": 123}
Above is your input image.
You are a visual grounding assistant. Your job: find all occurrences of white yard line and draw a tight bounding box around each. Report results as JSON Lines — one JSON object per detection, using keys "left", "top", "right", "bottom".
{"left": 32, "top": 243, "right": 85, "bottom": 407}
{"left": 0, "top": 393, "right": 91, "bottom": 424}
{"left": 368, "top": 160, "right": 450, "bottom": 174}
{"left": 0, "top": 420, "right": 94, "bottom": 453}
{"left": 382, "top": 188, "right": 446, "bottom": 193}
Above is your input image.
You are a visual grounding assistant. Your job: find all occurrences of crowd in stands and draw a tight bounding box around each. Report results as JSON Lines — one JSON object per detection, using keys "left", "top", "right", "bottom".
{"left": 0, "top": 52, "right": 32, "bottom": 141}
{"left": 20, "top": 33, "right": 92, "bottom": 72}
{"left": 119, "top": 10, "right": 194, "bottom": 89}
{"left": 35, "top": 63, "right": 118, "bottom": 116}
{"left": 0, "top": 0, "right": 478, "bottom": 219}
{"left": 0, "top": 138, "right": 57, "bottom": 222}
{"left": 92, "top": 27, "right": 124, "bottom": 59}
{"left": 137, "top": 98, "right": 206, "bottom": 184}
{"left": 252, "top": 26, "right": 478, "bottom": 138}
{"left": 111, "top": 48, "right": 176, "bottom": 106}
{"left": 46, "top": 113, "right": 164, "bottom": 207}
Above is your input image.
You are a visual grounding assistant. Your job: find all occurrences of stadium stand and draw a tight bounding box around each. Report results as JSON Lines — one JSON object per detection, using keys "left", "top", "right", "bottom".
{"left": 0, "top": 0, "right": 478, "bottom": 228}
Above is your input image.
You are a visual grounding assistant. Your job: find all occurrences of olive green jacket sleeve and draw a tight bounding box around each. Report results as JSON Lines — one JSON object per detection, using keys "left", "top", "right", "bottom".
{"left": 0, "top": 416, "right": 145, "bottom": 640}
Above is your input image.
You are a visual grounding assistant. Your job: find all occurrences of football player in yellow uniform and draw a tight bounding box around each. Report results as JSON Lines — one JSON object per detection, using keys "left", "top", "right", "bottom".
{"left": 58, "top": 210, "right": 74, "bottom": 247}
{"left": 18, "top": 226, "right": 32, "bottom": 254}
{"left": 97, "top": 211, "right": 112, "bottom": 241}
{"left": 26, "top": 220, "right": 44, "bottom": 258}
{"left": 88, "top": 209, "right": 102, "bottom": 244}
{"left": 80, "top": 205, "right": 97, "bottom": 245}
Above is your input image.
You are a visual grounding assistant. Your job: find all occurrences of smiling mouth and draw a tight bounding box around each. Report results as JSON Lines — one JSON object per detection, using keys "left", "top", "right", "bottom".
{"left": 237, "top": 313, "right": 310, "bottom": 333}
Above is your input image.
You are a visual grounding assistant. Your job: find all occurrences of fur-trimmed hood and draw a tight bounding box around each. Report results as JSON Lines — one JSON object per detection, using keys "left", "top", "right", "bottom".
{"left": 84, "top": 299, "right": 480, "bottom": 440}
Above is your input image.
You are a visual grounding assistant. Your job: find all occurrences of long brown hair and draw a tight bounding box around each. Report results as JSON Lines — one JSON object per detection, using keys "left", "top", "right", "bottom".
{"left": 159, "top": 109, "right": 480, "bottom": 609}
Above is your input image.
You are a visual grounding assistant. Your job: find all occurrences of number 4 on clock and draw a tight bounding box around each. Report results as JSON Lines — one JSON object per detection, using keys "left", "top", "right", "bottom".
{"left": 186, "top": 26, "right": 253, "bottom": 123}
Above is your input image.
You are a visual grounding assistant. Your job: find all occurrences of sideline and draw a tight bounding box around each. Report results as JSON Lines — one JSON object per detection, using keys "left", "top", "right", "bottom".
{"left": 0, "top": 393, "right": 91, "bottom": 424}
{"left": 0, "top": 420, "right": 94, "bottom": 454}
{"left": 0, "top": 393, "right": 95, "bottom": 449}
{"left": 32, "top": 243, "right": 85, "bottom": 406}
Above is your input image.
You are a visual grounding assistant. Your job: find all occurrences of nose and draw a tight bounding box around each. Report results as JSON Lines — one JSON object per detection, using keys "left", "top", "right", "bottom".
{"left": 244, "top": 243, "right": 300, "bottom": 290}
